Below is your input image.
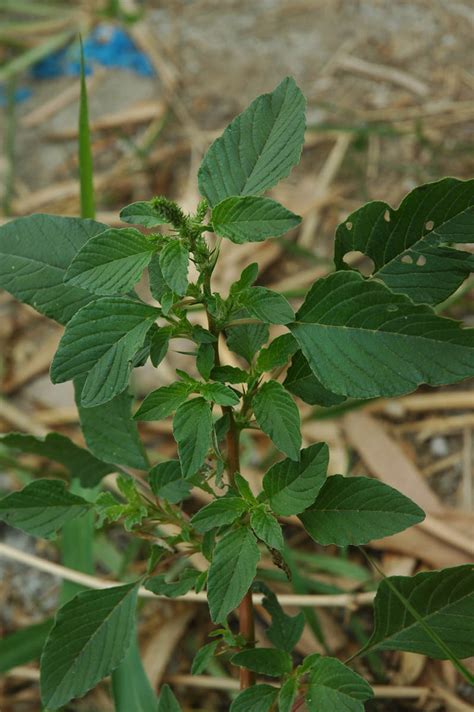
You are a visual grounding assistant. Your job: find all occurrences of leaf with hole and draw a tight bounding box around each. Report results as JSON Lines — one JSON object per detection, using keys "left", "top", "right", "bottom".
{"left": 173, "top": 397, "right": 213, "bottom": 478}
{"left": 335, "top": 177, "right": 474, "bottom": 305}
{"left": 253, "top": 381, "right": 301, "bottom": 460}
{"left": 40, "top": 582, "right": 139, "bottom": 709}
{"left": 51, "top": 297, "right": 158, "bottom": 407}
{"left": 65, "top": 228, "right": 156, "bottom": 295}
{"left": 0, "top": 479, "right": 91, "bottom": 539}
{"left": 305, "top": 657, "right": 373, "bottom": 712}
{"left": 0, "top": 214, "right": 107, "bottom": 324}
{"left": 262, "top": 442, "right": 328, "bottom": 516}
{"left": 367, "top": 565, "right": 474, "bottom": 658}
{"left": 198, "top": 77, "right": 305, "bottom": 206}
{"left": 299, "top": 475, "right": 425, "bottom": 546}
{"left": 290, "top": 270, "right": 474, "bottom": 399}
{"left": 207, "top": 526, "right": 260, "bottom": 622}
{"left": 212, "top": 196, "right": 301, "bottom": 244}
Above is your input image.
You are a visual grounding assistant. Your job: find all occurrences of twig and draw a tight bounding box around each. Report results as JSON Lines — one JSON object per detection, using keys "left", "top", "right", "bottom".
{"left": 0, "top": 542, "right": 375, "bottom": 608}
{"left": 337, "top": 54, "right": 429, "bottom": 96}
{"left": 369, "top": 391, "right": 474, "bottom": 413}
{"left": 0, "top": 398, "right": 47, "bottom": 437}
{"left": 165, "top": 674, "right": 431, "bottom": 700}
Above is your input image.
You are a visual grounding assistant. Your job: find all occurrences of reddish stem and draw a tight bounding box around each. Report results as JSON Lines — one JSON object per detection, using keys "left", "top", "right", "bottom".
{"left": 225, "top": 412, "right": 256, "bottom": 689}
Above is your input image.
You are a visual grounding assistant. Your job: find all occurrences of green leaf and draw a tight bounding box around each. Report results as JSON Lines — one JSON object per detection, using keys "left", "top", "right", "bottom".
{"left": 65, "top": 228, "right": 156, "bottom": 295}
{"left": 112, "top": 632, "right": 158, "bottom": 712}
{"left": 367, "top": 565, "right": 474, "bottom": 658}
{"left": 226, "top": 312, "right": 269, "bottom": 363}
{"left": 149, "top": 460, "right": 191, "bottom": 504}
{"left": 253, "top": 381, "right": 301, "bottom": 460}
{"left": 250, "top": 505, "right": 284, "bottom": 551}
{"left": 230, "top": 263, "right": 259, "bottom": 295}
{"left": 305, "top": 657, "right": 373, "bottom": 712}
{"left": 196, "top": 342, "right": 215, "bottom": 380}
{"left": 283, "top": 351, "right": 346, "bottom": 407}
{"left": 191, "top": 640, "right": 219, "bottom": 675}
{"left": 278, "top": 678, "right": 298, "bottom": 712}
{"left": 159, "top": 240, "right": 189, "bottom": 296}
{"left": 157, "top": 684, "right": 182, "bottom": 712}
{"left": 173, "top": 397, "right": 213, "bottom": 478}
{"left": 235, "top": 473, "right": 258, "bottom": 504}
{"left": 75, "top": 377, "right": 148, "bottom": 470}
{"left": 0, "top": 214, "right": 107, "bottom": 324}
{"left": 191, "top": 496, "right": 248, "bottom": 533}
{"left": 289, "top": 270, "right": 474, "bottom": 399}
{"left": 255, "top": 583, "right": 304, "bottom": 653}
{"left": 148, "top": 254, "right": 169, "bottom": 302}
{"left": 256, "top": 333, "right": 298, "bottom": 372}
{"left": 262, "top": 442, "right": 328, "bottom": 516}
{"left": 335, "top": 177, "right": 474, "bottom": 305}
{"left": 199, "top": 382, "right": 240, "bottom": 406}
{"left": 299, "top": 475, "right": 425, "bottom": 546}
{"left": 212, "top": 196, "right": 301, "bottom": 244}
{"left": 0, "top": 432, "right": 113, "bottom": 488}
{"left": 0, "top": 618, "right": 53, "bottom": 675}
{"left": 120, "top": 200, "right": 168, "bottom": 228}
{"left": 146, "top": 568, "right": 199, "bottom": 598}
{"left": 230, "top": 685, "right": 279, "bottom": 712}
{"left": 150, "top": 327, "right": 172, "bottom": 367}
{"left": 198, "top": 77, "right": 306, "bottom": 206}
{"left": 238, "top": 287, "right": 294, "bottom": 325}
{"left": 40, "top": 582, "right": 139, "bottom": 709}
{"left": 232, "top": 648, "right": 292, "bottom": 677}
{"left": 207, "top": 526, "right": 260, "bottom": 622}
{"left": 211, "top": 365, "right": 248, "bottom": 384}
{"left": 51, "top": 297, "right": 158, "bottom": 407}
{"left": 134, "top": 382, "right": 191, "bottom": 421}
{"left": 0, "top": 479, "right": 91, "bottom": 539}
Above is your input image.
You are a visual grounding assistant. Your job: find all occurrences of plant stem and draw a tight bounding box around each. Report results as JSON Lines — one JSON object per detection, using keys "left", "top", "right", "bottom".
{"left": 203, "top": 262, "right": 256, "bottom": 689}
{"left": 225, "top": 417, "right": 256, "bottom": 689}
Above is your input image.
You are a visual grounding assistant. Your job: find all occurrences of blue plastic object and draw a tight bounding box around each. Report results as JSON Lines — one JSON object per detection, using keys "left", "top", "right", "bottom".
{"left": 32, "top": 24, "right": 155, "bottom": 80}
{"left": 0, "top": 85, "right": 32, "bottom": 107}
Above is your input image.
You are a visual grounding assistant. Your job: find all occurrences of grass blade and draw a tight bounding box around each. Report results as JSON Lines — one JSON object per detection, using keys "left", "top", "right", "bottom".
{"left": 78, "top": 35, "right": 95, "bottom": 220}
{"left": 0, "top": 618, "right": 53, "bottom": 674}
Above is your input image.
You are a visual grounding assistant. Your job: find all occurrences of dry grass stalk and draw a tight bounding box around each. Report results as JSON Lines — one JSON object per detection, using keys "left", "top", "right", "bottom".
{"left": 337, "top": 54, "right": 429, "bottom": 96}
{"left": 0, "top": 542, "right": 375, "bottom": 609}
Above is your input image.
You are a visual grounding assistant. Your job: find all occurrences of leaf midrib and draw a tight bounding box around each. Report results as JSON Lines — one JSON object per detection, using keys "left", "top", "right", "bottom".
{"left": 47, "top": 585, "right": 137, "bottom": 699}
